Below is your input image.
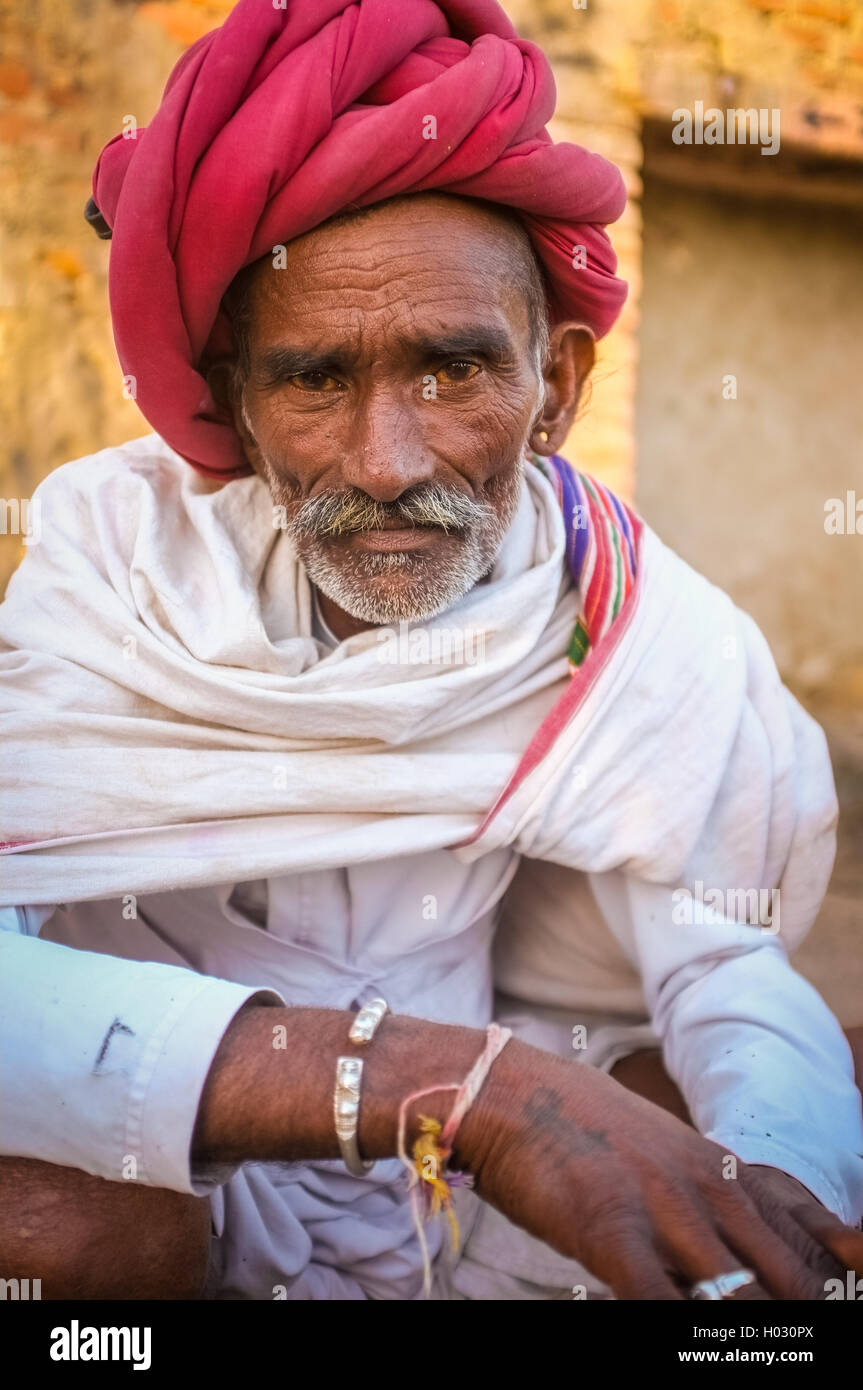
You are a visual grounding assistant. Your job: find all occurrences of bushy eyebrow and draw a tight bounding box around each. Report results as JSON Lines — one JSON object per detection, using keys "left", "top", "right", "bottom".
{"left": 411, "top": 326, "right": 515, "bottom": 362}
{"left": 254, "top": 346, "right": 345, "bottom": 384}
{"left": 253, "top": 325, "right": 516, "bottom": 385}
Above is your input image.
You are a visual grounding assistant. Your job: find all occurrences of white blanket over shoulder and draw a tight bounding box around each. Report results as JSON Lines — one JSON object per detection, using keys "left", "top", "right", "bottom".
{"left": 0, "top": 433, "right": 836, "bottom": 941}
{"left": 2, "top": 433, "right": 862, "bottom": 1229}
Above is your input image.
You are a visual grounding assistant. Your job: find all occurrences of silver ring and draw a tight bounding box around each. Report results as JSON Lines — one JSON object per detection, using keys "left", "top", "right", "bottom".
{"left": 690, "top": 1268, "right": 756, "bottom": 1300}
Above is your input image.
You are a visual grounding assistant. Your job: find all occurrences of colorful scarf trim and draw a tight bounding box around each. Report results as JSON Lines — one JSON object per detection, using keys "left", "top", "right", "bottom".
{"left": 530, "top": 452, "right": 641, "bottom": 669}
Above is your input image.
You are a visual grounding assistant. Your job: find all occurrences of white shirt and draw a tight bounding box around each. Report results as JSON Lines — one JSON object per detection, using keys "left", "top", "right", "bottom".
{"left": 2, "top": 579, "right": 862, "bottom": 1225}
{"left": 2, "top": 849, "right": 862, "bottom": 1223}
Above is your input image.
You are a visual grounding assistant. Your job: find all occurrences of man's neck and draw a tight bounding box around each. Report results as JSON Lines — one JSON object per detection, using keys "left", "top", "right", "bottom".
{"left": 316, "top": 589, "right": 379, "bottom": 642}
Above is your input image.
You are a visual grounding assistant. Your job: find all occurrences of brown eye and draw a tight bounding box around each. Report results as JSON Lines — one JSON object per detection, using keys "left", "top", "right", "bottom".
{"left": 435, "top": 360, "right": 481, "bottom": 384}
{"left": 287, "top": 371, "right": 341, "bottom": 392}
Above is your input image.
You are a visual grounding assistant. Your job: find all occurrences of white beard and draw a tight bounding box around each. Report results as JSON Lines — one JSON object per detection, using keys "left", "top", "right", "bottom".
{"left": 273, "top": 461, "right": 525, "bottom": 625}
{"left": 293, "top": 512, "right": 514, "bottom": 623}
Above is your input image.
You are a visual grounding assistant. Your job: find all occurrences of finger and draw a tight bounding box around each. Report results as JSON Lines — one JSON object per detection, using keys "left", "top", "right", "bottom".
{"left": 595, "top": 1229, "right": 687, "bottom": 1301}
{"left": 791, "top": 1207, "right": 863, "bottom": 1277}
{"left": 656, "top": 1207, "right": 773, "bottom": 1300}
{"left": 717, "top": 1196, "right": 830, "bottom": 1300}
{"left": 742, "top": 1172, "right": 848, "bottom": 1283}
{"left": 613, "top": 1255, "right": 687, "bottom": 1301}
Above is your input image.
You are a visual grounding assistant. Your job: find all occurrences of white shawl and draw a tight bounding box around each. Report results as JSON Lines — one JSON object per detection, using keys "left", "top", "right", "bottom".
{"left": 0, "top": 431, "right": 836, "bottom": 965}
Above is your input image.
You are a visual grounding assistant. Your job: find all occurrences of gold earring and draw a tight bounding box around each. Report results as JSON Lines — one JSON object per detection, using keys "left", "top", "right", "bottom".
{"left": 538, "top": 430, "right": 549, "bottom": 443}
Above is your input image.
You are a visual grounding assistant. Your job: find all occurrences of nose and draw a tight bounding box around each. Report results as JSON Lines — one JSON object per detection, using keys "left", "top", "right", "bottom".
{"left": 341, "top": 385, "right": 437, "bottom": 501}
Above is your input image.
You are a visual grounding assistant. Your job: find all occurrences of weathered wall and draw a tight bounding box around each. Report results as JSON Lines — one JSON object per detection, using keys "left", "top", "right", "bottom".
{"left": 505, "top": 0, "right": 863, "bottom": 534}
{"left": 635, "top": 178, "right": 863, "bottom": 692}
{"left": 0, "top": 0, "right": 190, "bottom": 588}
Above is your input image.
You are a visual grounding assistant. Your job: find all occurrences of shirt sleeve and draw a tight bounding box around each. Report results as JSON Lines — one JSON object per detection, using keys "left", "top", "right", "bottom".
{"left": 0, "top": 905, "right": 285, "bottom": 1196}
{"left": 588, "top": 873, "right": 863, "bottom": 1226}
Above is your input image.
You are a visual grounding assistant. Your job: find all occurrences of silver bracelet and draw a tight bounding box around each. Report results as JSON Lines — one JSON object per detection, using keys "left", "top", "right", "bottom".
{"left": 333, "top": 998, "right": 389, "bottom": 1177}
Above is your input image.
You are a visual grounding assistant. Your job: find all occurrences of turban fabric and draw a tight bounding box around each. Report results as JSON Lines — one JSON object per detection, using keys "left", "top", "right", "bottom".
{"left": 90, "top": 0, "right": 628, "bottom": 479}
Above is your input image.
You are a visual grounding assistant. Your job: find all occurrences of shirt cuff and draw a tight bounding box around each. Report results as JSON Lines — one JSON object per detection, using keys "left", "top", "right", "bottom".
{"left": 706, "top": 1130, "right": 854, "bottom": 1225}
{"left": 0, "top": 930, "right": 284, "bottom": 1196}
{"left": 133, "top": 974, "right": 285, "bottom": 1195}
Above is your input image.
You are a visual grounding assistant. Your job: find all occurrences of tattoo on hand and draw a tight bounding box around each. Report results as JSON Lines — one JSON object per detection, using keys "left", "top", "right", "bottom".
{"left": 523, "top": 1087, "right": 611, "bottom": 1158}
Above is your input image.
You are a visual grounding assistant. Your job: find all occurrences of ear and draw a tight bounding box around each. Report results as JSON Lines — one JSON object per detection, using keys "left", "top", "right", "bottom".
{"left": 528, "top": 323, "right": 596, "bottom": 456}
{"left": 204, "top": 360, "right": 236, "bottom": 422}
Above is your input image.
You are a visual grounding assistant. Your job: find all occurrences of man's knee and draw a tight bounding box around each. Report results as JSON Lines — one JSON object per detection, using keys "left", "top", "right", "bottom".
{"left": 0, "top": 1156, "right": 211, "bottom": 1299}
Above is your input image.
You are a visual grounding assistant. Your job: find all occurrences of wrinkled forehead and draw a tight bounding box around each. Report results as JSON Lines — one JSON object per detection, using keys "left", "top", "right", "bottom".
{"left": 239, "top": 192, "right": 542, "bottom": 352}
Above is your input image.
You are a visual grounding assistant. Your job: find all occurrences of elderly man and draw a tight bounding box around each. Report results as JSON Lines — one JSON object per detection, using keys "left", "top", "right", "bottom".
{"left": 1, "top": 0, "right": 862, "bottom": 1302}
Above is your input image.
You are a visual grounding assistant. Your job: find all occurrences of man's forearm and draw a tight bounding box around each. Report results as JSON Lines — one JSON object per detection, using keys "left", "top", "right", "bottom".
{"left": 191, "top": 1004, "right": 507, "bottom": 1171}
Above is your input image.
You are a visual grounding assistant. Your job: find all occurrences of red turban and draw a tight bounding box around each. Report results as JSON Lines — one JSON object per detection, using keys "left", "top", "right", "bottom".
{"left": 90, "top": 0, "right": 628, "bottom": 479}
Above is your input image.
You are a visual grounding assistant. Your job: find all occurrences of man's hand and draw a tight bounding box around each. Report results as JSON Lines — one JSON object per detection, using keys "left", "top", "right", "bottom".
{"left": 195, "top": 1006, "right": 862, "bottom": 1301}
{"left": 455, "top": 1042, "right": 862, "bottom": 1300}
{"left": 747, "top": 1165, "right": 863, "bottom": 1293}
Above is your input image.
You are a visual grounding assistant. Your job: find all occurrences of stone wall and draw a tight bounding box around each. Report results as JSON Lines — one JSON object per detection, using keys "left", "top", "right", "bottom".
{"left": 506, "top": 0, "right": 863, "bottom": 508}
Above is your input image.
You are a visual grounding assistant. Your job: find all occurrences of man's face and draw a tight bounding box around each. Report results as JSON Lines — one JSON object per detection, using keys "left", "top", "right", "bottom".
{"left": 229, "top": 195, "right": 566, "bottom": 628}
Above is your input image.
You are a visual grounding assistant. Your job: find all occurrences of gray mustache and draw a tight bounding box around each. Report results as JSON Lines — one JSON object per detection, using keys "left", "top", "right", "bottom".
{"left": 289, "top": 482, "right": 491, "bottom": 538}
